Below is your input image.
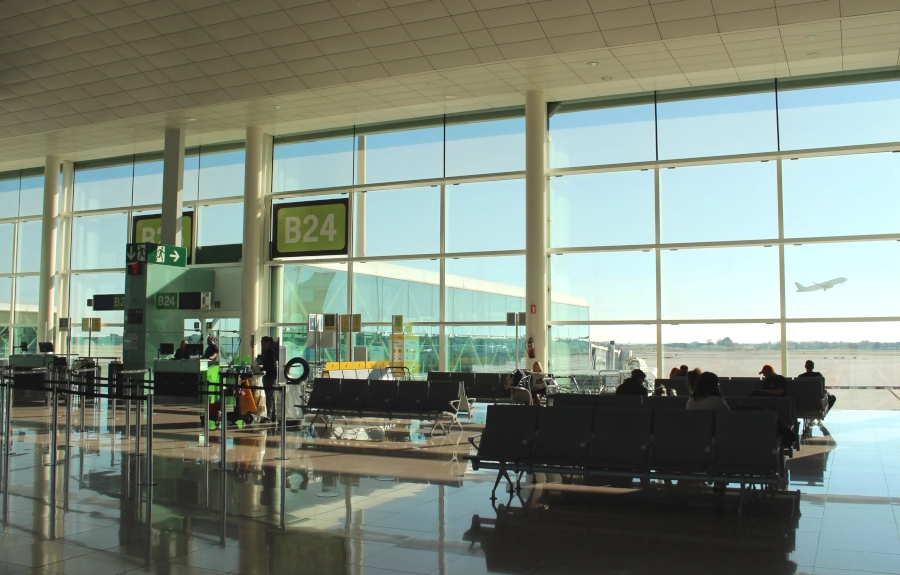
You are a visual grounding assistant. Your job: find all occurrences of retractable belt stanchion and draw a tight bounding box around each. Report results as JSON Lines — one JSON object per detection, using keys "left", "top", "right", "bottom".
{"left": 219, "top": 374, "right": 227, "bottom": 471}
{"left": 275, "top": 383, "right": 289, "bottom": 461}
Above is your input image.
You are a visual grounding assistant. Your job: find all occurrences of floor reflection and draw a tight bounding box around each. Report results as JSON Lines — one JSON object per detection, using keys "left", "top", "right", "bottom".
{"left": 0, "top": 400, "right": 897, "bottom": 574}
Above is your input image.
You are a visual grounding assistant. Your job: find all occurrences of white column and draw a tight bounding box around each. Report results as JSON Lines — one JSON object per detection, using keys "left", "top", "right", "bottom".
{"left": 161, "top": 127, "right": 185, "bottom": 246}
{"left": 56, "top": 161, "right": 74, "bottom": 351}
{"left": 38, "top": 156, "right": 60, "bottom": 343}
{"left": 354, "top": 135, "right": 366, "bottom": 257}
{"left": 525, "top": 90, "right": 547, "bottom": 365}
{"left": 241, "top": 127, "right": 264, "bottom": 359}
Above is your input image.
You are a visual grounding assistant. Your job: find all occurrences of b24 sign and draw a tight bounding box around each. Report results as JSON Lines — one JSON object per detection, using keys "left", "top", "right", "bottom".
{"left": 271, "top": 198, "right": 349, "bottom": 258}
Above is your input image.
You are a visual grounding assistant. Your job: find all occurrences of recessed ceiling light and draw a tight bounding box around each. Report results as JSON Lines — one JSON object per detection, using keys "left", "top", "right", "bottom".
{"left": 587, "top": 61, "right": 599, "bottom": 67}
{"left": 806, "top": 52, "right": 821, "bottom": 57}
{"left": 274, "top": 105, "right": 281, "bottom": 109}
{"left": 424, "top": 82, "right": 436, "bottom": 87}
{"left": 601, "top": 76, "right": 613, "bottom": 81}
{"left": 185, "top": 118, "right": 195, "bottom": 122}
{"left": 445, "top": 95, "right": 457, "bottom": 99}
{"left": 804, "top": 34, "right": 819, "bottom": 41}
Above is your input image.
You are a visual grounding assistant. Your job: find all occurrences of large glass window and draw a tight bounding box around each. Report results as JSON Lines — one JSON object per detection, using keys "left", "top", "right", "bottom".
{"left": 199, "top": 145, "right": 245, "bottom": 200}
{"left": 74, "top": 160, "right": 133, "bottom": 211}
{"left": 132, "top": 154, "right": 163, "bottom": 206}
{"left": 445, "top": 115, "right": 525, "bottom": 176}
{"left": 550, "top": 251, "right": 655, "bottom": 321}
{"left": 71, "top": 213, "right": 127, "bottom": 270}
{"left": 274, "top": 133, "right": 354, "bottom": 192}
{"left": 15, "top": 220, "right": 41, "bottom": 273}
{"left": 786, "top": 322, "right": 900, "bottom": 387}
{"left": 361, "top": 187, "right": 440, "bottom": 257}
{"left": 0, "top": 224, "right": 13, "bottom": 274}
{"left": 549, "top": 324, "right": 657, "bottom": 381}
{"left": 183, "top": 151, "right": 200, "bottom": 202}
{"left": 661, "top": 323, "right": 781, "bottom": 378}
{"left": 18, "top": 171, "right": 44, "bottom": 217}
{"left": 784, "top": 241, "right": 899, "bottom": 319}
{"left": 446, "top": 180, "right": 525, "bottom": 253}
{"left": 550, "top": 170, "right": 655, "bottom": 248}
{"left": 0, "top": 174, "right": 18, "bottom": 216}
{"left": 446, "top": 325, "right": 519, "bottom": 373}
{"left": 549, "top": 98, "right": 656, "bottom": 168}
{"left": 361, "top": 124, "right": 443, "bottom": 184}
{"left": 69, "top": 273, "right": 125, "bottom": 326}
{"left": 783, "top": 153, "right": 900, "bottom": 239}
{"left": 445, "top": 256, "right": 524, "bottom": 322}
{"left": 661, "top": 246, "right": 780, "bottom": 320}
{"left": 196, "top": 203, "right": 243, "bottom": 264}
{"left": 353, "top": 260, "right": 440, "bottom": 323}
{"left": 13, "top": 327, "right": 37, "bottom": 353}
{"left": 657, "top": 90, "right": 777, "bottom": 159}
{"left": 282, "top": 263, "right": 347, "bottom": 323}
{"left": 660, "top": 162, "right": 778, "bottom": 243}
{"left": 14, "top": 275, "right": 38, "bottom": 324}
{"left": 0, "top": 277, "right": 10, "bottom": 323}
{"left": 779, "top": 79, "right": 900, "bottom": 150}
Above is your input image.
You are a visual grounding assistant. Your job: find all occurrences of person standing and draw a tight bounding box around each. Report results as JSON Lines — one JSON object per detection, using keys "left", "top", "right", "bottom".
{"left": 260, "top": 336, "right": 279, "bottom": 422}
{"left": 202, "top": 335, "right": 219, "bottom": 361}
{"left": 173, "top": 340, "right": 189, "bottom": 360}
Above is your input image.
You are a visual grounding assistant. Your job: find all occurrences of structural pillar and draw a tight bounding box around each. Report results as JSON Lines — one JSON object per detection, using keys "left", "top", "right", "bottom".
{"left": 161, "top": 127, "right": 185, "bottom": 246}
{"left": 56, "top": 161, "right": 74, "bottom": 351}
{"left": 38, "top": 155, "right": 61, "bottom": 343}
{"left": 241, "top": 127, "right": 264, "bottom": 359}
{"left": 525, "top": 90, "right": 548, "bottom": 366}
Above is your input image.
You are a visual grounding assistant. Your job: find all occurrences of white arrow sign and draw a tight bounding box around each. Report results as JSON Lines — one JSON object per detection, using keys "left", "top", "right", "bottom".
{"left": 170, "top": 250, "right": 179, "bottom": 262}
{"left": 127, "top": 247, "right": 135, "bottom": 260}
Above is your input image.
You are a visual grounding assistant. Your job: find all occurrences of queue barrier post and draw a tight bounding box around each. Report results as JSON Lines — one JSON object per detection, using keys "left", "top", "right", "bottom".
{"left": 275, "top": 384, "right": 289, "bottom": 461}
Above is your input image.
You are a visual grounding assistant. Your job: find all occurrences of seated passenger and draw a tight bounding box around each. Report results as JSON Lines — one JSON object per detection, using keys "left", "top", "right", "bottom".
{"left": 686, "top": 367, "right": 702, "bottom": 396}
{"left": 203, "top": 335, "right": 219, "bottom": 361}
{"left": 751, "top": 364, "right": 786, "bottom": 396}
{"left": 686, "top": 371, "right": 729, "bottom": 410}
{"left": 668, "top": 367, "right": 681, "bottom": 378}
{"left": 616, "top": 369, "right": 649, "bottom": 397}
{"left": 530, "top": 361, "right": 548, "bottom": 405}
{"left": 678, "top": 365, "right": 689, "bottom": 376}
{"left": 797, "top": 359, "right": 836, "bottom": 413}
{"left": 173, "top": 339, "right": 189, "bottom": 360}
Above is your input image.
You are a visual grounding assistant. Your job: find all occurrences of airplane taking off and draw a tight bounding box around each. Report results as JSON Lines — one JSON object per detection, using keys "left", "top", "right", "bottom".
{"left": 794, "top": 277, "right": 848, "bottom": 292}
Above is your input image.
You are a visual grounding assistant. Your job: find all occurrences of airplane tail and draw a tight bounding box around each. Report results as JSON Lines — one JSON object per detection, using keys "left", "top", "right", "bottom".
{"left": 794, "top": 282, "right": 805, "bottom": 291}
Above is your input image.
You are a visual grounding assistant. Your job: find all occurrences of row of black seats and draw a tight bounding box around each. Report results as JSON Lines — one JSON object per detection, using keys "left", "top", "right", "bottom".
{"left": 468, "top": 404, "right": 784, "bottom": 499}
{"left": 553, "top": 394, "right": 796, "bottom": 430}
{"left": 427, "top": 372, "right": 507, "bottom": 400}
{"left": 656, "top": 377, "right": 827, "bottom": 419}
{"left": 300, "top": 377, "right": 466, "bottom": 416}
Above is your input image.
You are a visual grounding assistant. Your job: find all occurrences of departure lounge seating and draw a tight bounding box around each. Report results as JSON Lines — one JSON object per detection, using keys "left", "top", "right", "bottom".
{"left": 298, "top": 377, "right": 476, "bottom": 435}
{"left": 468, "top": 404, "right": 784, "bottom": 509}
{"left": 428, "top": 371, "right": 507, "bottom": 401}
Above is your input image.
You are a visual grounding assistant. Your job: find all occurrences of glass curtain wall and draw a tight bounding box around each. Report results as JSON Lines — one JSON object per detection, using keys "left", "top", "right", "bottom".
{"left": 548, "top": 72, "right": 900, "bottom": 386}
{"left": 270, "top": 110, "right": 528, "bottom": 376}
{"left": 67, "top": 144, "right": 245, "bottom": 357}
{"left": 0, "top": 169, "right": 45, "bottom": 354}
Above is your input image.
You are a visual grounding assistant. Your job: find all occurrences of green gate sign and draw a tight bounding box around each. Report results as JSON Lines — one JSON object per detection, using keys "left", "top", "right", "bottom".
{"left": 156, "top": 292, "right": 178, "bottom": 310}
{"left": 126, "top": 243, "right": 187, "bottom": 268}
{"left": 271, "top": 198, "right": 348, "bottom": 258}
{"left": 132, "top": 212, "right": 193, "bottom": 264}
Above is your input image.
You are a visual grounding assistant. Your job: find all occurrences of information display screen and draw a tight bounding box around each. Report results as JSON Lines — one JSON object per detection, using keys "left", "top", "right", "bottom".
{"left": 178, "top": 292, "right": 201, "bottom": 310}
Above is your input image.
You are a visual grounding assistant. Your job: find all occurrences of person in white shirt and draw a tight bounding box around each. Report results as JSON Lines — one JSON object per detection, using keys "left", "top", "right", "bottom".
{"left": 686, "top": 371, "right": 730, "bottom": 411}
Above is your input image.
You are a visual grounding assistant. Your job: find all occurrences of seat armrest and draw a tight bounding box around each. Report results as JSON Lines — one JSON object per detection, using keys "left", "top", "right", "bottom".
{"left": 467, "top": 434, "right": 482, "bottom": 449}
{"left": 579, "top": 437, "right": 595, "bottom": 448}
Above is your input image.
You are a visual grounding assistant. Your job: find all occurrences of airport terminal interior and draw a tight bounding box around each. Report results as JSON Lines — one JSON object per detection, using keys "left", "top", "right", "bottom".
{"left": 2, "top": 0, "right": 900, "bottom": 574}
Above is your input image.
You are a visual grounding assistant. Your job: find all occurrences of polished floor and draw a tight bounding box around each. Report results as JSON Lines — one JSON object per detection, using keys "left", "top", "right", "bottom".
{"left": 0, "top": 398, "right": 897, "bottom": 575}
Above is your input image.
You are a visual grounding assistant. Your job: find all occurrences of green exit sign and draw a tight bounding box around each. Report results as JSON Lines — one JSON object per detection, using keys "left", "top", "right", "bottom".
{"left": 156, "top": 292, "right": 178, "bottom": 310}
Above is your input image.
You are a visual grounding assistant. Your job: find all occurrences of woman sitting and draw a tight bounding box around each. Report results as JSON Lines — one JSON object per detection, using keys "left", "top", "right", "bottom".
{"left": 686, "top": 371, "right": 730, "bottom": 411}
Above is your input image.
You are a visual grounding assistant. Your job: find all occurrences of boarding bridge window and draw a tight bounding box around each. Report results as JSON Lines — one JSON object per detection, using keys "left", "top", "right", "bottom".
{"left": 281, "top": 263, "right": 348, "bottom": 324}
{"left": 353, "top": 260, "right": 440, "bottom": 323}
{"left": 549, "top": 324, "right": 657, "bottom": 388}
{"left": 445, "top": 255, "right": 525, "bottom": 322}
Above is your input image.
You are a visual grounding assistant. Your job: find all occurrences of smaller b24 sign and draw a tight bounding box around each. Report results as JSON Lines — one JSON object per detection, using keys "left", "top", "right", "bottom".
{"left": 271, "top": 198, "right": 349, "bottom": 258}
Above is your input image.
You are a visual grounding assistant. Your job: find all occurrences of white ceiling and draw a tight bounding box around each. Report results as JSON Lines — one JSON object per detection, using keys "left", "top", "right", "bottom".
{"left": 1, "top": 0, "right": 899, "bottom": 171}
